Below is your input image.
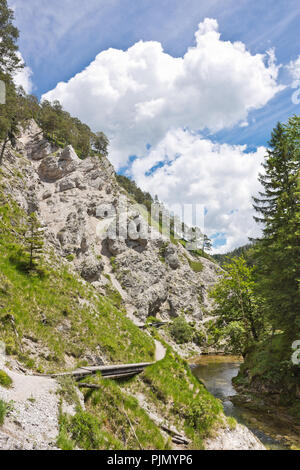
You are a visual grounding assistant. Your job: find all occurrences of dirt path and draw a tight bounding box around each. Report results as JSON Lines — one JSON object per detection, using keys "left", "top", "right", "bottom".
{"left": 0, "top": 366, "right": 59, "bottom": 450}
{"left": 154, "top": 340, "right": 166, "bottom": 362}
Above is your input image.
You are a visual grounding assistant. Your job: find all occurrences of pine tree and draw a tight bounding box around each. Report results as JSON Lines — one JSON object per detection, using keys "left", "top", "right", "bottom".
{"left": 0, "top": 1, "right": 23, "bottom": 165}
{"left": 0, "top": 0, "right": 22, "bottom": 75}
{"left": 93, "top": 131, "right": 109, "bottom": 156}
{"left": 203, "top": 235, "right": 212, "bottom": 253}
{"left": 252, "top": 117, "right": 300, "bottom": 336}
{"left": 24, "top": 213, "right": 44, "bottom": 271}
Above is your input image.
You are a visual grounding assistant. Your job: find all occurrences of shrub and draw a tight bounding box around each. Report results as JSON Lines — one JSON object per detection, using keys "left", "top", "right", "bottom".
{"left": 0, "top": 399, "right": 13, "bottom": 426}
{"left": 0, "top": 370, "right": 13, "bottom": 389}
{"left": 188, "top": 259, "right": 204, "bottom": 273}
{"left": 169, "top": 317, "right": 194, "bottom": 344}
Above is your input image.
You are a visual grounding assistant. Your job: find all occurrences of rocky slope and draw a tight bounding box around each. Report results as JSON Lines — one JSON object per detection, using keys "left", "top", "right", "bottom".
{"left": 0, "top": 120, "right": 264, "bottom": 450}
{"left": 8, "top": 119, "right": 221, "bottom": 351}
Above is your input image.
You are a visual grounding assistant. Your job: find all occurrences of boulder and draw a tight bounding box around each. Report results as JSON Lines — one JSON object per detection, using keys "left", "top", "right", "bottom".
{"left": 57, "top": 179, "right": 76, "bottom": 192}
{"left": 38, "top": 145, "right": 80, "bottom": 182}
{"left": 107, "top": 238, "right": 127, "bottom": 256}
{"left": 80, "top": 256, "right": 104, "bottom": 282}
{"left": 166, "top": 253, "right": 180, "bottom": 270}
{"left": 31, "top": 140, "right": 55, "bottom": 161}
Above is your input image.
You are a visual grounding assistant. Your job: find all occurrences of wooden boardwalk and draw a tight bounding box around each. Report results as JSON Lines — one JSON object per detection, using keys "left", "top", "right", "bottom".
{"left": 36, "top": 362, "right": 154, "bottom": 381}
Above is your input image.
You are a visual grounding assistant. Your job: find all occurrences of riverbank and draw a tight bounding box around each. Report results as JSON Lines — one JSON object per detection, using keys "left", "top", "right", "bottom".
{"left": 190, "top": 355, "right": 299, "bottom": 450}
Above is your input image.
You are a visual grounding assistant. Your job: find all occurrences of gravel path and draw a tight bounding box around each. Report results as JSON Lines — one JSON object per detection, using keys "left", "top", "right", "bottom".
{"left": 0, "top": 366, "right": 59, "bottom": 450}
{"left": 154, "top": 340, "right": 166, "bottom": 362}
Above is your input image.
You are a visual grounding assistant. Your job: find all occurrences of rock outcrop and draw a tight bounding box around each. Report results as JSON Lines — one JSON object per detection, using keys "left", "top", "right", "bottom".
{"left": 3, "top": 120, "right": 221, "bottom": 345}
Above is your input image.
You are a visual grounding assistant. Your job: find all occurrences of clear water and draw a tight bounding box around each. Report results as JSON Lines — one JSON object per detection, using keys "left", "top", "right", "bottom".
{"left": 191, "top": 356, "right": 288, "bottom": 450}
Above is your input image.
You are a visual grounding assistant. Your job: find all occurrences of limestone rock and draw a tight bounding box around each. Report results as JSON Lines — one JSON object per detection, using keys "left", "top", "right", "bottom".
{"left": 57, "top": 178, "right": 76, "bottom": 193}
{"left": 107, "top": 238, "right": 127, "bottom": 256}
{"left": 81, "top": 256, "right": 104, "bottom": 282}
{"left": 6, "top": 120, "right": 221, "bottom": 334}
{"left": 30, "top": 140, "right": 55, "bottom": 161}
{"left": 38, "top": 145, "right": 80, "bottom": 182}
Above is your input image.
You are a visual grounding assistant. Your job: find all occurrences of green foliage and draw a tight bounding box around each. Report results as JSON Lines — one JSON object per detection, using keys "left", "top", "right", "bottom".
{"left": 209, "top": 257, "right": 266, "bottom": 356}
{"left": 24, "top": 212, "right": 44, "bottom": 271}
{"left": 234, "top": 334, "right": 300, "bottom": 411}
{"left": 227, "top": 117, "right": 300, "bottom": 411}
{"left": 0, "top": 84, "right": 109, "bottom": 163}
{"left": 84, "top": 378, "right": 167, "bottom": 450}
{"left": 0, "top": 370, "right": 13, "bottom": 388}
{"left": 0, "top": 1, "right": 22, "bottom": 75}
{"left": 0, "top": 399, "right": 13, "bottom": 426}
{"left": 227, "top": 416, "right": 237, "bottom": 430}
{"left": 57, "top": 377, "right": 80, "bottom": 407}
{"left": 35, "top": 99, "right": 109, "bottom": 159}
{"left": 141, "top": 349, "right": 223, "bottom": 447}
{"left": 110, "top": 256, "right": 117, "bottom": 272}
{"left": 252, "top": 117, "right": 300, "bottom": 338}
{"left": 213, "top": 243, "right": 255, "bottom": 267}
{"left": 58, "top": 377, "right": 168, "bottom": 450}
{"left": 116, "top": 175, "right": 153, "bottom": 212}
{"left": 93, "top": 131, "right": 109, "bottom": 156}
{"left": 203, "top": 235, "right": 212, "bottom": 253}
{"left": 0, "top": 399, "right": 8, "bottom": 426}
{"left": 105, "top": 283, "right": 123, "bottom": 309}
{"left": 0, "top": 186, "right": 155, "bottom": 371}
{"left": 169, "top": 316, "right": 194, "bottom": 344}
{"left": 57, "top": 408, "right": 122, "bottom": 451}
{"left": 188, "top": 259, "right": 204, "bottom": 273}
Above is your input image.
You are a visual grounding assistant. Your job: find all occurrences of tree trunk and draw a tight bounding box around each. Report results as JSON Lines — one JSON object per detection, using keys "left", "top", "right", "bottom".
{"left": 0, "top": 134, "right": 9, "bottom": 166}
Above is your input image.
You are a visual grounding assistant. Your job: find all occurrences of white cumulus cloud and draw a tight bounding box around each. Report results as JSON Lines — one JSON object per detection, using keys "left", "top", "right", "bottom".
{"left": 130, "top": 128, "right": 265, "bottom": 253}
{"left": 42, "top": 18, "right": 281, "bottom": 251}
{"left": 287, "top": 55, "right": 300, "bottom": 86}
{"left": 14, "top": 52, "right": 33, "bottom": 94}
{"left": 43, "top": 18, "right": 282, "bottom": 169}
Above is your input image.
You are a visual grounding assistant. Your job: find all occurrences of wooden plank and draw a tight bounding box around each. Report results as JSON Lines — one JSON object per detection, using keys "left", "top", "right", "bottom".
{"left": 35, "top": 362, "right": 153, "bottom": 379}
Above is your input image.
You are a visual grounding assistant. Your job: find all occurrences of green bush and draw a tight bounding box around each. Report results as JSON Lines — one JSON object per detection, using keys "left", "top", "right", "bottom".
{"left": 58, "top": 408, "right": 124, "bottom": 450}
{"left": 0, "top": 370, "right": 13, "bottom": 389}
{"left": 188, "top": 259, "right": 204, "bottom": 273}
{"left": 0, "top": 399, "right": 12, "bottom": 426}
{"left": 169, "top": 317, "right": 194, "bottom": 344}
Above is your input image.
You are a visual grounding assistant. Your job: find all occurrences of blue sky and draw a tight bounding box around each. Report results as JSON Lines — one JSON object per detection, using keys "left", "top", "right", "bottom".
{"left": 10, "top": 0, "right": 300, "bottom": 252}
{"left": 12, "top": 0, "right": 300, "bottom": 143}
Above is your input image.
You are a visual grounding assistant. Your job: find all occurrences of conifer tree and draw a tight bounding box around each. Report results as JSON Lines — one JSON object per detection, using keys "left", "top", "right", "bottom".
{"left": 252, "top": 117, "right": 300, "bottom": 336}
{"left": 0, "top": 0, "right": 23, "bottom": 165}
{"left": 24, "top": 213, "right": 44, "bottom": 271}
{"left": 0, "top": 0, "right": 22, "bottom": 75}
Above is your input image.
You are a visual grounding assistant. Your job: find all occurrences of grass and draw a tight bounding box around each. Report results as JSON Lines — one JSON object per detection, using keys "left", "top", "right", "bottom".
{"left": 56, "top": 343, "right": 225, "bottom": 450}
{"left": 169, "top": 317, "right": 194, "bottom": 344}
{"left": 0, "top": 399, "right": 12, "bottom": 426}
{"left": 188, "top": 259, "right": 204, "bottom": 273}
{"left": 57, "top": 377, "right": 169, "bottom": 450}
{"left": 57, "top": 376, "right": 81, "bottom": 407}
{"left": 123, "top": 344, "right": 223, "bottom": 449}
{"left": 234, "top": 334, "right": 300, "bottom": 416}
{"left": 0, "top": 163, "right": 226, "bottom": 450}
{"left": 227, "top": 416, "right": 237, "bottom": 431}
{"left": 0, "top": 370, "right": 13, "bottom": 389}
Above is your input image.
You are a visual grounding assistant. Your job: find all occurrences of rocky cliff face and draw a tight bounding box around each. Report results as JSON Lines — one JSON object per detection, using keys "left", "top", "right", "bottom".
{"left": 4, "top": 120, "right": 221, "bottom": 351}
{"left": 0, "top": 120, "right": 267, "bottom": 451}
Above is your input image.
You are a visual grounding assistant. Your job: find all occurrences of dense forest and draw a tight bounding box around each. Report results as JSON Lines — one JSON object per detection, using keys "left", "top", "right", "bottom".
{"left": 213, "top": 243, "right": 255, "bottom": 266}
{"left": 210, "top": 116, "right": 300, "bottom": 416}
